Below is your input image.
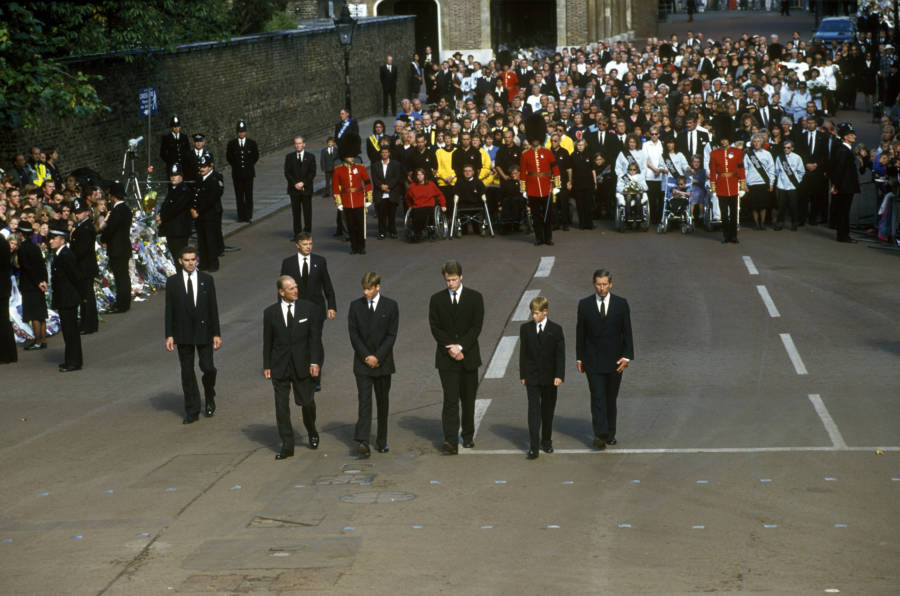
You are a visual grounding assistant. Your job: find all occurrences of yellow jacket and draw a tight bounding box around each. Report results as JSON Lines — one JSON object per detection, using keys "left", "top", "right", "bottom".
{"left": 435, "top": 147, "right": 456, "bottom": 187}
{"left": 544, "top": 134, "right": 574, "bottom": 156}
{"left": 478, "top": 147, "right": 496, "bottom": 186}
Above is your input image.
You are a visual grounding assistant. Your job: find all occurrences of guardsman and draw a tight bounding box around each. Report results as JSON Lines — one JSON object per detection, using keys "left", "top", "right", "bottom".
{"left": 226, "top": 120, "right": 260, "bottom": 223}
{"left": 497, "top": 51, "right": 519, "bottom": 104}
{"left": 332, "top": 133, "right": 373, "bottom": 255}
{"left": 519, "top": 115, "right": 561, "bottom": 246}
{"left": 191, "top": 153, "right": 225, "bottom": 271}
{"left": 49, "top": 221, "right": 84, "bottom": 372}
{"left": 708, "top": 132, "right": 745, "bottom": 244}
{"left": 157, "top": 163, "right": 194, "bottom": 266}
{"left": 69, "top": 197, "right": 99, "bottom": 334}
{"left": 160, "top": 115, "right": 191, "bottom": 174}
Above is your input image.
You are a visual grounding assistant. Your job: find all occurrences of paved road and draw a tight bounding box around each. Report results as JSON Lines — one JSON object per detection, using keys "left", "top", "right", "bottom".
{"left": 3, "top": 12, "right": 899, "bottom": 595}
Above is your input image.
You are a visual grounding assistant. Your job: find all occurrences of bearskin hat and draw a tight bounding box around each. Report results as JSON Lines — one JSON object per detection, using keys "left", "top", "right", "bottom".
{"left": 338, "top": 132, "right": 361, "bottom": 160}
{"left": 497, "top": 49, "right": 513, "bottom": 69}
{"left": 525, "top": 114, "right": 547, "bottom": 145}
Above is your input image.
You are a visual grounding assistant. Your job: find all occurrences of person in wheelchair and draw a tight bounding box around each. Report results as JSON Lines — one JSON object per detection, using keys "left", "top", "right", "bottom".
{"left": 498, "top": 165, "right": 526, "bottom": 235}
{"left": 669, "top": 175, "right": 691, "bottom": 206}
{"left": 404, "top": 167, "right": 446, "bottom": 242}
{"left": 452, "top": 164, "right": 488, "bottom": 236}
{"left": 616, "top": 162, "right": 649, "bottom": 212}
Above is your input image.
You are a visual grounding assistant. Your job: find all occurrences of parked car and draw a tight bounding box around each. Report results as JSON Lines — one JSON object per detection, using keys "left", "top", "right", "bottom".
{"left": 811, "top": 17, "right": 856, "bottom": 45}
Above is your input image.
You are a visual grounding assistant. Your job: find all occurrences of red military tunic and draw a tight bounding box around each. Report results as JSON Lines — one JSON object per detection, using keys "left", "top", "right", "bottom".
{"left": 332, "top": 161, "right": 373, "bottom": 209}
{"left": 708, "top": 146, "right": 745, "bottom": 197}
{"left": 500, "top": 70, "right": 519, "bottom": 103}
{"left": 519, "top": 146, "right": 561, "bottom": 197}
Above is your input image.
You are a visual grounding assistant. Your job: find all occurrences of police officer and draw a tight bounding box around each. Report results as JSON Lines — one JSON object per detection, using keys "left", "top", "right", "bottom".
{"left": 226, "top": 120, "right": 260, "bottom": 222}
{"left": 69, "top": 197, "right": 99, "bottom": 334}
{"left": 191, "top": 153, "right": 224, "bottom": 272}
{"left": 157, "top": 163, "right": 194, "bottom": 267}
{"left": 160, "top": 115, "right": 191, "bottom": 173}
{"left": 185, "top": 133, "right": 207, "bottom": 181}
{"left": 49, "top": 222, "right": 84, "bottom": 372}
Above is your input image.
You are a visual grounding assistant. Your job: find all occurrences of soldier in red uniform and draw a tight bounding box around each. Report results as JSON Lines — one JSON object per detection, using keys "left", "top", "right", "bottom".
{"left": 498, "top": 51, "right": 519, "bottom": 105}
{"left": 332, "top": 133, "right": 373, "bottom": 255}
{"left": 520, "top": 115, "right": 561, "bottom": 246}
{"left": 708, "top": 132, "right": 746, "bottom": 244}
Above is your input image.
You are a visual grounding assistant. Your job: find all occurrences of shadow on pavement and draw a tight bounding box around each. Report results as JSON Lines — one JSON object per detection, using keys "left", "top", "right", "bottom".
{"left": 396, "top": 415, "right": 444, "bottom": 450}
{"left": 485, "top": 422, "right": 525, "bottom": 448}
{"left": 870, "top": 340, "right": 900, "bottom": 356}
{"left": 240, "top": 423, "right": 280, "bottom": 451}
{"left": 149, "top": 392, "right": 186, "bottom": 418}
{"left": 551, "top": 415, "right": 594, "bottom": 447}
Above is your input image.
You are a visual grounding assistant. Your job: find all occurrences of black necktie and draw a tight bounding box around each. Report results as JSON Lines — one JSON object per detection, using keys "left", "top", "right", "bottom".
{"left": 600, "top": 297, "right": 606, "bottom": 319}
{"left": 451, "top": 290, "right": 457, "bottom": 305}
{"left": 286, "top": 303, "right": 294, "bottom": 328}
{"left": 369, "top": 300, "right": 375, "bottom": 312}
{"left": 537, "top": 323, "right": 543, "bottom": 335}
{"left": 302, "top": 257, "right": 309, "bottom": 282}
{"left": 187, "top": 275, "right": 195, "bottom": 307}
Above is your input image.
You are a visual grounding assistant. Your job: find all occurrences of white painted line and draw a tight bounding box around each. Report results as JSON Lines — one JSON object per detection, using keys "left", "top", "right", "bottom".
{"left": 460, "top": 446, "right": 900, "bottom": 455}
{"left": 472, "top": 398, "right": 492, "bottom": 440}
{"left": 484, "top": 336, "right": 518, "bottom": 379}
{"left": 756, "top": 285, "right": 781, "bottom": 318}
{"left": 779, "top": 333, "right": 808, "bottom": 375}
{"left": 512, "top": 289, "right": 541, "bottom": 321}
{"left": 808, "top": 394, "right": 848, "bottom": 449}
{"left": 743, "top": 255, "right": 759, "bottom": 275}
{"left": 534, "top": 256, "right": 556, "bottom": 278}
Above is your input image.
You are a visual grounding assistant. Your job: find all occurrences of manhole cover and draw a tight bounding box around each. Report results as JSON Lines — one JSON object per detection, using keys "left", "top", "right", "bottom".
{"left": 339, "top": 491, "right": 416, "bottom": 504}
{"left": 314, "top": 474, "right": 375, "bottom": 486}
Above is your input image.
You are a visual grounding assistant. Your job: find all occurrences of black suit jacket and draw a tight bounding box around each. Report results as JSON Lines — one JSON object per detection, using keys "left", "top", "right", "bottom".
{"left": 519, "top": 319, "right": 565, "bottom": 385}
{"left": 797, "top": 130, "right": 830, "bottom": 168}
{"left": 164, "top": 271, "right": 221, "bottom": 345}
{"left": 226, "top": 137, "right": 260, "bottom": 177}
{"left": 262, "top": 299, "right": 323, "bottom": 379}
{"left": 17, "top": 240, "right": 46, "bottom": 292}
{"left": 576, "top": 294, "right": 634, "bottom": 374}
{"left": 158, "top": 182, "right": 194, "bottom": 238}
{"left": 348, "top": 295, "right": 399, "bottom": 377}
{"left": 284, "top": 151, "right": 317, "bottom": 196}
{"left": 829, "top": 143, "right": 861, "bottom": 195}
{"left": 676, "top": 129, "right": 710, "bottom": 158}
{"left": 160, "top": 132, "right": 191, "bottom": 169}
{"left": 50, "top": 246, "right": 83, "bottom": 309}
{"left": 428, "top": 286, "right": 484, "bottom": 371}
{"left": 380, "top": 64, "right": 398, "bottom": 90}
{"left": 100, "top": 201, "right": 132, "bottom": 260}
{"left": 70, "top": 218, "right": 99, "bottom": 279}
{"left": 370, "top": 159, "right": 407, "bottom": 203}
{"left": 280, "top": 253, "right": 337, "bottom": 313}
{"left": 334, "top": 118, "right": 360, "bottom": 140}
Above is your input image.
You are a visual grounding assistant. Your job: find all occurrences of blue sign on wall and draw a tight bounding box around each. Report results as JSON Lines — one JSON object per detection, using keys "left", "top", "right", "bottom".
{"left": 139, "top": 87, "right": 158, "bottom": 118}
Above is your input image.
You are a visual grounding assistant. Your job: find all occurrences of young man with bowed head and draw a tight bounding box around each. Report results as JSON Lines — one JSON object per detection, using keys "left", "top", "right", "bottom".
{"left": 576, "top": 269, "right": 634, "bottom": 450}
{"left": 164, "top": 246, "right": 222, "bottom": 424}
{"left": 348, "top": 272, "right": 399, "bottom": 457}
{"left": 519, "top": 296, "right": 565, "bottom": 459}
{"left": 428, "top": 261, "right": 484, "bottom": 454}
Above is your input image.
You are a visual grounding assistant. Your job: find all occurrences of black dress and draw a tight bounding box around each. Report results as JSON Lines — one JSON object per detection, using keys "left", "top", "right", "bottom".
{"left": 17, "top": 240, "right": 47, "bottom": 322}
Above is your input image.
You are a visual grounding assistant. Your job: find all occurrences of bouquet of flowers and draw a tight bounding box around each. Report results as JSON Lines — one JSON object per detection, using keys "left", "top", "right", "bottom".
{"left": 623, "top": 180, "right": 643, "bottom": 194}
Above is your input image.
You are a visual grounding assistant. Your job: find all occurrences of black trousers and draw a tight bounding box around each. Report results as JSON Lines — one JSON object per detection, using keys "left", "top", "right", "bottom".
{"left": 382, "top": 86, "right": 396, "bottom": 116}
{"left": 409, "top": 206, "right": 433, "bottom": 238}
{"left": 805, "top": 171, "right": 828, "bottom": 223}
{"left": 525, "top": 384, "right": 558, "bottom": 450}
{"left": 833, "top": 192, "right": 854, "bottom": 241}
{"left": 574, "top": 188, "right": 594, "bottom": 229}
{"left": 719, "top": 195, "right": 738, "bottom": 241}
{"left": 109, "top": 256, "right": 131, "bottom": 311}
{"left": 354, "top": 373, "right": 391, "bottom": 447}
{"left": 0, "top": 297, "right": 15, "bottom": 363}
{"left": 554, "top": 189, "right": 571, "bottom": 227}
{"left": 58, "top": 306, "right": 82, "bottom": 367}
{"left": 647, "top": 180, "right": 664, "bottom": 225}
{"left": 233, "top": 172, "right": 255, "bottom": 221}
{"left": 345, "top": 206, "right": 365, "bottom": 252}
{"left": 216, "top": 210, "right": 224, "bottom": 255}
{"left": 376, "top": 199, "right": 397, "bottom": 236}
{"left": 528, "top": 195, "right": 553, "bottom": 243}
{"left": 776, "top": 189, "right": 799, "bottom": 227}
{"left": 78, "top": 277, "right": 98, "bottom": 333}
{"left": 290, "top": 192, "right": 313, "bottom": 235}
{"left": 165, "top": 236, "right": 188, "bottom": 272}
{"left": 177, "top": 343, "right": 216, "bottom": 417}
{"left": 272, "top": 363, "right": 315, "bottom": 451}
{"left": 439, "top": 368, "right": 478, "bottom": 444}
{"left": 587, "top": 371, "right": 622, "bottom": 439}
{"left": 196, "top": 219, "right": 219, "bottom": 271}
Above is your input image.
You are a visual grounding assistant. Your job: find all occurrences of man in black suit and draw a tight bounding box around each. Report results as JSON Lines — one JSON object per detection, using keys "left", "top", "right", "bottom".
{"left": 164, "top": 246, "right": 222, "bottom": 424}
{"left": 676, "top": 114, "right": 711, "bottom": 159}
{"left": 348, "top": 272, "right": 399, "bottom": 456}
{"left": 380, "top": 55, "right": 398, "bottom": 116}
{"left": 226, "top": 120, "right": 260, "bottom": 223}
{"left": 156, "top": 163, "right": 194, "bottom": 268}
{"left": 263, "top": 275, "right": 323, "bottom": 459}
{"left": 100, "top": 180, "right": 132, "bottom": 313}
{"left": 49, "top": 223, "right": 84, "bottom": 372}
{"left": 589, "top": 117, "right": 617, "bottom": 163}
{"left": 334, "top": 108, "right": 360, "bottom": 140}
{"left": 829, "top": 123, "right": 862, "bottom": 243}
{"left": 160, "top": 115, "right": 191, "bottom": 173}
{"left": 576, "top": 269, "right": 634, "bottom": 450}
{"left": 69, "top": 198, "right": 98, "bottom": 334}
{"left": 281, "top": 233, "right": 336, "bottom": 390}
{"left": 284, "top": 136, "right": 317, "bottom": 236}
{"left": 370, "top": 145, "right": 406, "bottom": 239}
{"left": 518, "top": 296, "right": 564, "bottom": 459}
{"left": 428, "top": 260, "right": 484, "bottom": 454}
{"left": 797, "top": 117, "right": 830, "bottom": 225}
{"left": 191, "top": 153, "right": 224, "bottom": 272}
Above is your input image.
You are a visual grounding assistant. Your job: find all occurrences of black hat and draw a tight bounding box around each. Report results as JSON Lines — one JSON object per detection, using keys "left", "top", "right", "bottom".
{"left": 338, "top": 132, "right": 361, "bottom": 160}
{"left": 72, "top": 197, "right": 90, "bottom": 213}
{"left": 107, "top": 180, "right": 125, "bottom": 199}
{"left": 497, "top": 50, "right": 513, "bottom": 69}
{"left": 236, "top": 119, "right": 247, "bottom": 132}
{"left": 18, "top": 222, "right": 34, "bottom": 235}
{"left": 169, "top": 163, "right": 183, "bottom": 177}
{"left": 192, "top": 133, "right": 205, "bottom": 142}
{"left": 525, "top": 114, "right": 547, "bottom": 145}
{"left": 169, "top": 114, "right": 181, "bottom": 127}
{"left": 837, "top": 122, "right": 855, "bottom": 138}
{"left": 49, "top": 221, "right": 68, "bottom": 239}
{"left": 198, "top": 152, "right": 214, "bottom": 167}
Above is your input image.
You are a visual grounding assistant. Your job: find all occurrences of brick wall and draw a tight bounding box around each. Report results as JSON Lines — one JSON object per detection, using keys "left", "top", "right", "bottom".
{"left": 631, "top": 0, "right": 660, "bottom": 39}
{"left": 1, "top": 16, "right": 414, "bottom": 183}
{"left": 566, "top": 0, "right": 590, "bottom": 46}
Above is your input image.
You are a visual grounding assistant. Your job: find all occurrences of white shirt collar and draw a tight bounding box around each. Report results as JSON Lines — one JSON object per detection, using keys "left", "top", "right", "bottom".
{"left": 596, "top": 293, "right": 609, "bottom": 307}
{"left": 182, "top": 270, "right": 198, "bottom": 303}
{"left": 449, "top": 284, "right": 463, "bottom": 300}
{"left": 297, "top": 253, "right": 310, "bottom": 268}
{"left": 368, "top": 292, "right": 381, "bottom": 310}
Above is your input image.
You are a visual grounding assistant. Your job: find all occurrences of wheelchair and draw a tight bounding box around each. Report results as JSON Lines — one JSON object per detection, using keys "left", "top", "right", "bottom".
{"left": 657, "top": 174, "right": 694, "bottom": 234}
{"left": 614, "top": 190, "right": 650, "bottom": 232}
{"left": 449, "top": 194, "right": 495, "bottom": 238}
{"left": 403, "top": 204, "right": 449, "bottom": 241}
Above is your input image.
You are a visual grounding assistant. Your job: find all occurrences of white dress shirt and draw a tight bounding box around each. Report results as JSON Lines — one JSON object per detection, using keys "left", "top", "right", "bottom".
{"left": 297, "top": 253, "right": 310, "bottom": 275}
{"left": 368, "top": 293, "right": 381, "bottom": 311}
{"left": 281, "top": 299, "right": 294, "bottom": 326}
{"left": 183, "top": 270, "right": 198, "bottom": 306}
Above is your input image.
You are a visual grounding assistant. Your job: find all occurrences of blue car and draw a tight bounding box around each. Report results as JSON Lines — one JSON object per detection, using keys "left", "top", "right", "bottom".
{"left": 811, "top": 17, "right": 856, "bottom": 45}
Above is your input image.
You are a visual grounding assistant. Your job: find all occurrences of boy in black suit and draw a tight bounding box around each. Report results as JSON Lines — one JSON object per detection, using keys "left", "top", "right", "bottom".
{"left": 164, "top": 246, "right": 222, "bottom": 424}
{"left": 348, "top": 272, "right": 399, "bottom": 456}
{"left": 519, "top": 296, "right": 565, "bottom": 459}
{"left": 263, "top": 275, "right": 323, "bottom": 459}
{"left": 49, "top": 223, "right": 84, "bottom": 372}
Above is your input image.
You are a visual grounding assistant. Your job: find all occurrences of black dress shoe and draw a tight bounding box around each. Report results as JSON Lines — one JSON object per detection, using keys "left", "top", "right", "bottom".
{"left": 58, "top": 364, "right": 82, "bottom": 372}
{"left": 544, "top": 240, "right": 554, "bottom": 246}
{"left": 607, "top": 438, "right": 617, "bottom": 445}
{"left": 376, "top": 444, "right": 390, "bottom": 453}
{"left": 25, "top": 343, "right": 46, "bottom": 351}
{"left": 377, "top": 234, "right": 385, "bottom": 240}
{"left": 441, "top": 441, "right": 458, "bottom": 455}
{"left": 592, "top": 437, "right": 607, "bottom": 450}
{"left": 182, "top": 414, "right": 199, "bottom": 424}
{"left": 357, "top": 441, "right": 371, "bottom": 457}
{"left": 204, "top": 401, "right": 215, "bottom": 417}
{"left": 359, "top": 248, "right": 366, "bottom": 254}
{"left": 542, "top": 442, "right": 554, "bottom": 453}
{"left": 308, "top": 434, "right": 320, "bottom": 449}
{"left": 275, "top": 450, "right": 294, "bottom": 460}
{"left": 527, "top": 449, "right": 539, "bottom": 460}
{"left": 462, "top": 440, "right": 475, "bottom": 448}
